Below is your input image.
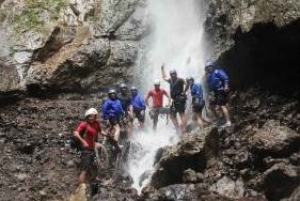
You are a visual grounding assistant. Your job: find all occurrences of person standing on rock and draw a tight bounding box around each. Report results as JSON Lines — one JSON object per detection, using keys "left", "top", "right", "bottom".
{"left": 161, "top": 64, "right": 188, "bottom": 134}
{"left": 145, "top": 79, "right": 171, "bottom": 131}
{"left": 73, "top": 108, "right": 102, "bottom": 187}
{"left": 129, "top": 86, "right": 146, "bottom": 130}
{"left": 102, "top": 89, "right": 124, "bottom": 149}
{"left": 186, "top": 76, "right": 208, "bottom": 129}
{"left": 117, "top": 83, "right": 133, "bottom": 136}
{"left": 205, "top": 60, "right": 232, "bottom": 127}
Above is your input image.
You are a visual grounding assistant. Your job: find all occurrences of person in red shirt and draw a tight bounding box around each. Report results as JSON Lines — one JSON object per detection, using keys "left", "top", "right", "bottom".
{"left": 145, "top": 79, "right": 171, "bottom": 130}
{"left": 73, "top": 108, "right": 102, "bottom": 186}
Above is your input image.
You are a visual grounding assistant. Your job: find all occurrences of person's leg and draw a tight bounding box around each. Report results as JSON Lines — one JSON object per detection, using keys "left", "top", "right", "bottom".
{"left": 153, "top": 109, "right": 159, "bottom": 131}
{"left": 195, "top": 112, "right": 204, "bottom": 129}
{"left": 126, "top": 116, "right": 133, "bottom": 138}
{"left": 179, "top": 112, "right": 187, "bottom": 133}
{"left": 78, "top": 170, "right": 87, "bottom": 184}
{"left": 78, "top": 152, "right": 93, "bottom": 185}
{"left": 170, "top": 102, "right": 180, "bottom": 132}
{"left": 138, "top": 111, "right": 145, "bottom": 129}
{"left": 113, "top": 124, "right": 120, "bottom": 142}
{"left": 217, "top": 91, "right": 231, "bottom": 126}
{"left": 221, "top": 105, "right": 231, "bottom": 126}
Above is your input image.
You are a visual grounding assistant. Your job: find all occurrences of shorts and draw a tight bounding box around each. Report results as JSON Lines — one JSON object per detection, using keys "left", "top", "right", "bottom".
{"left": 109, "top": 116, "right": 119, "bottom": 125}
{"left": 192, "top": 98, "right": 205, "bottom": 113}
{"left": 149, "top": 108, "right": 160, "bottom": 120}
{"left": 214, "top": 91, "right": 228, "bottom": 106}
{"left": 132, "top": 109, "right": 145, "bottom": 123}
{"left": 170, "top": 98, "right": 186, "bottom": 116}
{"left": 80, "top": 150, "right": 94, "bottom": 171}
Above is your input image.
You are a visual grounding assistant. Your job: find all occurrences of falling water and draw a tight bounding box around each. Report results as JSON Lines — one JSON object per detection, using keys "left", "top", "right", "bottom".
{"left": 128, "top": 0, "right": 207, "bottom": 192}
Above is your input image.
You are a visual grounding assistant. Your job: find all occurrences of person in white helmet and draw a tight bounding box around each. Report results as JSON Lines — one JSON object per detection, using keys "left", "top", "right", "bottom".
{"left": 145, "top": 79, "right": 171, "bottom": 130}
{"left": 73, "top": 108, "right": 102, "bottom": 186}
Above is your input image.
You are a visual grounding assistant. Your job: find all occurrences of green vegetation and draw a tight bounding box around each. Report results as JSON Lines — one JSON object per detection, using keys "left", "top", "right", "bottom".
{"left": 14, "top": 0, "right": 66, "bottom": 32}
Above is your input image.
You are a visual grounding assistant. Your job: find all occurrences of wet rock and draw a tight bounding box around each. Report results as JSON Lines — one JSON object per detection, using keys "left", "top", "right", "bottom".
{"left": 182, "top": 169, "right": 198, "bottom": 183}
{"left": 16, "top": 142, "right": 35, "bottom": 155}
{"left": 281, "top": 186, "right": 300, "bottom": 201}
{"left": 262, "top": 163, "right": 300, "bottom": 201}
{"left": 66, "top": 160, "right": 76, "bottom": 168}
{"left": 145, "top": 183, "right": 230, "bottom": 201}
{"left": 15, "top": 173, "right": 28, "bottom": 182}
{"left": 249, "top": 120, "right": 300, "bottom": 157}
{"left": 209, "top": 176, "right": 245, "bottom": 199}
{"left": 205, "top": 0, "right": 300, "bottom": 58}
{"left": 289, "top": 152, "right": 300, "bottom": 166}
{"left": 150, "top": 126, "right": 219, "bottom": 188}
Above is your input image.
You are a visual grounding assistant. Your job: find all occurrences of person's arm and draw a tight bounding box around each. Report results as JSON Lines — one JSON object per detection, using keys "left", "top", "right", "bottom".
{"left": 163, "top": 90, "right": 171, "bottom": 107}
{"left": 161, "top": 63, "right": 169, "bottom": 81}
{"left": 73, "top": 123, "right": 88, "bottom": 148}
{"left": 145, "top": 92, "right": 151, "bottom": 107}
{"left": 102, "top": 100, "right": 110, "bottom": 120}
{"left": 217, "top": 69, "right": 229, "bottom": 91}
{"left": 118, "top": 100, "right": 125, "bottom": 117}
{"left": 183, "top": 79, "right": 188, "bottom": 94}
{"left": 140, "top": 95, "right": 146, "bottom": 110}
{"left": 199, "top": 84, "right": 204, "bottom": 100}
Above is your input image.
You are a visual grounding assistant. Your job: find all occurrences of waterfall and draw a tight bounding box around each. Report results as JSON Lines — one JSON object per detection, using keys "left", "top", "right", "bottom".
{"left": 128, "top": 0, "right": 207, "bottom": 192}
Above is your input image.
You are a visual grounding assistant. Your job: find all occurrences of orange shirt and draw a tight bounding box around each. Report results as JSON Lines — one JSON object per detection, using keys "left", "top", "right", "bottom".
{"left": 147, "top": 89, "right": 168, "bottom": 108}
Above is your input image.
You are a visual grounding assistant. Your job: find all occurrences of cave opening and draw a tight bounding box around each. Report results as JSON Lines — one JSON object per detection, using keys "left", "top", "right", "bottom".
{"left": 219, "top": 19, "right": 300, "bottom": 97}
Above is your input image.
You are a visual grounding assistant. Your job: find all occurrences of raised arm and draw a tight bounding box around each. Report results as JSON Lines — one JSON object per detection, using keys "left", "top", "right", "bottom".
{"left": 183, "top": 79, "right": 189, "bottom": 94}
{"left": 145, "top": 92, "right": 151, "bottom": 107}
{"left": 161, "top": 63, "right": 169, "bottom": 81}
{"left": 163, "top": 90, "right": 171, "bottom": 106}
{"left": 101, "top": 100, "right": 110, "bottom": 120}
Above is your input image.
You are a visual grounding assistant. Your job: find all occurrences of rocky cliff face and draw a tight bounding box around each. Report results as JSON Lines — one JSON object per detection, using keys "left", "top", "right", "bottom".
{"left": 143, "top": 89, "right": 300, "bottom": 201}
{"left": 204, "top": 0, "right": 300, "bottom": 94}
{"left": 0, "top": 0, "right": 147, "bottom": 96}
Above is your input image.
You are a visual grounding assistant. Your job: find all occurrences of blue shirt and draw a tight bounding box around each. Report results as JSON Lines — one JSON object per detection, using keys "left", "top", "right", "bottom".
{"left": 190, "top": 83, "right": 203, "bottom": 99}
{"left": 102, "top": 98, "right": 124, "bottom": 120}
{"left": 131, "top": 94, "right": 146, "bottom": 111}
{"left": 207, "top": 69, "right": 229, "bottom": 92}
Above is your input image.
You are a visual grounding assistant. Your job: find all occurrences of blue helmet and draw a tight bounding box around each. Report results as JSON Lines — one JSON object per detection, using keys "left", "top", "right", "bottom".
{"left": 205, "top": 60, "right": 215, "bottom": 69}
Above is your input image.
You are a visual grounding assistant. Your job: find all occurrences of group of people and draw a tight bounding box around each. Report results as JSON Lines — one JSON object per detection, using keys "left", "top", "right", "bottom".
{"left": 72, "top": 60, "right": 232, "bottom": 187}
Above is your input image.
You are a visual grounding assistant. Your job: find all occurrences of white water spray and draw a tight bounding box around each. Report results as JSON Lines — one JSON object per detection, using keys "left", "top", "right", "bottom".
{"left": 128, "top": 0, "right": 207, "bottom": 192}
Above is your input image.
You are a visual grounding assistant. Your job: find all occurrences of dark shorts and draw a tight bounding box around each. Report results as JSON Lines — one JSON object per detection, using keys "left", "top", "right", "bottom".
{"left": 192, "top": 98, "right": 205, "bottom": 113}
{"left": 214, "top": 91, "right": 228, "bottom": 106}
{"left": 149, "top": 108, "right": 160, "bottom": 120}
{"left": 170, "top": 97, "right": 186, "bottom": 116}
{"left": 80, "top": 151, "right": 94, "bottom": 171}
{"left": 109, "top": 116, "right": 119, "bottom": 125}
{"left": 132, "top": 110, "right": 145, "bottom": 123}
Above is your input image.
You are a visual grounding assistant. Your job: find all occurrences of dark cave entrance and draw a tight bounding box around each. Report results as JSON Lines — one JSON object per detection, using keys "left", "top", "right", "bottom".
{"left": 218, "top": 19, "right": 300, "bottom": 96}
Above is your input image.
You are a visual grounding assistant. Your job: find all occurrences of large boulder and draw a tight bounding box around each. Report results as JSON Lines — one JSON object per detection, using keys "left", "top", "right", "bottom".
{"left": 144, "top": 183, "right": 230, "bottom": 201}
{"left": 150, "top": 126, "right": 220, "bottom": 188}
{"left": 249, "top": 120, "right": 300, "bottom": 157}
{"left": 0, "top": 0, "right": 146, "bottom": 95}
{"left": 204, "top": 0, "right": 300, "bottom": 58}
{"left": 262, "top": 163, "right": 300, "bottom": 201}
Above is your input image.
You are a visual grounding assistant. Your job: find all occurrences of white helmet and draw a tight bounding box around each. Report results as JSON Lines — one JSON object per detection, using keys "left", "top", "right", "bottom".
{"left": 154, "top": 79, "right": 160, "bottom": 85}
{"left": 85, "top": 108, "right": 98, "bottom": 118}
